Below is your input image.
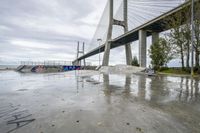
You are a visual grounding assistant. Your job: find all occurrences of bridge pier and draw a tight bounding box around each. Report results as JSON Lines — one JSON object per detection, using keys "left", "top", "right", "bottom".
{"left": 102, "top": 0, "right": 132, "bottom": 66}
{"left": 124, "top": 0, "right": 132, "bottom": 65}
{"left": 152, "top": 32, "right": 159, "bottom": 44}
{"left": 102, "top": 40, "right": 112, "bottom": 66}
{"left": 139, "top": 30, "right": 147, "bottom": 68}
{"left": 102, "top": 0, "right": 113, "bottom": 66}
{"left": 125, "top": 44, "right": 132, "bottom": 65}
{"left": 73, "top": 60, "right": 81, "bottom": 66}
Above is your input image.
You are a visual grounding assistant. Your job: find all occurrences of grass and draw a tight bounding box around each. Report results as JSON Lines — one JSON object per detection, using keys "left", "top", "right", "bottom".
{"left": 157, "top": 67, "right": 200, "bottom": 77}
{"left": 159, "top": 68, "right": 190, "bottom": 75}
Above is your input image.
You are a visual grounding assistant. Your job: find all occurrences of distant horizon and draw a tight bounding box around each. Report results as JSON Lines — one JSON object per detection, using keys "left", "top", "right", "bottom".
{"left": 0, "top": 58, "right": 182, "bottom": 68}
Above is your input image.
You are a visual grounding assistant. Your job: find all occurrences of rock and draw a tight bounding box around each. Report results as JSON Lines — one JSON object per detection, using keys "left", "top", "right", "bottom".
{"left": 97, "top": 122, "right": 102, "bottom": 126}
{"left": 136, "top": 127, "right": 142, "bottom": 132}
{"left": 99, "top": 65, "right": 145, "bottom": 74}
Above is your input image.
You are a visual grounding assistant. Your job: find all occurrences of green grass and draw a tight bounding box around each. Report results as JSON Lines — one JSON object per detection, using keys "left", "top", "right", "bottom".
{"left": 157, "top": 67, "right": 200, "bottom": 77}
{"left": 159, "top": 68, "right": 190, "bottom": 75}
{"left": 158, "top": 68, "right": 199, "bottom": 76}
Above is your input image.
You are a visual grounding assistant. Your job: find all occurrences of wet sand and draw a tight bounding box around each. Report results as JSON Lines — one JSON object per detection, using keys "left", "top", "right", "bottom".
{"left": 0, "top": 70, "right": 200, "bottom": 133}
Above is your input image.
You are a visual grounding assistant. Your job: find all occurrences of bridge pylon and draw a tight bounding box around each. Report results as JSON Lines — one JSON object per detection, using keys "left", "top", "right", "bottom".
{"left": 74, "top": 41, "right": 86, "bottom": 66}
{"left": 102, "top": 0, "right": 132, "bottom": 66}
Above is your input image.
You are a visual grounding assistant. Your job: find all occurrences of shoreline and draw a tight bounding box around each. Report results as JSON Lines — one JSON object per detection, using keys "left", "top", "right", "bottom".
{"left": 1, "top": 67, "right": 200, "bottom": 79}
{"left": 157, "top": 72, "right": 200, "bottom": 78}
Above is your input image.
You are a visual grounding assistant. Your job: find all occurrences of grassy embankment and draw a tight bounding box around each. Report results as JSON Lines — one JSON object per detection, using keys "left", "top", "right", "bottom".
{"left": 158, "top": 67, "right": 200, "bottom": 76}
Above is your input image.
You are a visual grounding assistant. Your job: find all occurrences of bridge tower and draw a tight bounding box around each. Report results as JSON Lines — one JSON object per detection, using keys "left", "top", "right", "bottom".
{"left": 102, "top": 0, "right": 132, "bottom": 66}
{"left": 74, "top": 41, "right": 86, "bottom": 66}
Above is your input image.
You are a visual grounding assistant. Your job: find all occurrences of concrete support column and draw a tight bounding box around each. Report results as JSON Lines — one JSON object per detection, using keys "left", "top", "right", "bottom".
{"left": 124, "top": 0, "right": 132, "bottom": 65}
{"left": 102, "top": 0, "right": 113, "bottom": 66}
{"left": 102, "top": 40, "right": 112, "bottom": 66}
{"left": 102, "top": 0, "right": 132, "bottom": 66}
{"left": 139, "top": 30, "right": 147, "bottom": 67}
{"left": 78, "top": 60, "right": 81, "bottom": 66}
{"left": 82, "top": 42, "right": 86, "bottom": 67}
{"left": 73, "top": 60, "right": 79, "bottom": 66}
{"left": 125, "top": 45, "right": 132, "bottom": 65}
{"left": 152, "top": 32, "right": 159, "bottom": 45}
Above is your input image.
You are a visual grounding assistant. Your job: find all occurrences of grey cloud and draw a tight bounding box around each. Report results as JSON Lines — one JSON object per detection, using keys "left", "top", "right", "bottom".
{"left": 0, "top": 0, "right": 107, "bottom": 64}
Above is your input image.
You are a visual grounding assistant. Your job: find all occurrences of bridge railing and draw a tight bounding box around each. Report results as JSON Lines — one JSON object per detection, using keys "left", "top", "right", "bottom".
{"left": 20, "top": 61, "right": 73, "bottom": 66}
{"left": 20, "top": 61, "right": 92, "bottom": 66}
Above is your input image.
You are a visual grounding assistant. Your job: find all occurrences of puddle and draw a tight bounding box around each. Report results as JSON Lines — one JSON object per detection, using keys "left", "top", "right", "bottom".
{"left": 17, "top": 89, "right": 28, "bottom": 92}
{"left": 0, "top": 71, "right": 199, "bottom": 133}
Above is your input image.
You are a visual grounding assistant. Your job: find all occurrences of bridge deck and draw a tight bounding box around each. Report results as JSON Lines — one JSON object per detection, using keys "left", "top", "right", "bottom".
{"left": 75, "top": 1, "right": 197, "bottom": 61}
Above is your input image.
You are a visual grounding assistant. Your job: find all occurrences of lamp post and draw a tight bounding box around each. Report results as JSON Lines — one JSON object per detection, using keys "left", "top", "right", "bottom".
{"left": 191, "top": 0, "right": 194, "bottom": 76}
{"left": 97, "top": 38, "right": 102, "bottom": 66}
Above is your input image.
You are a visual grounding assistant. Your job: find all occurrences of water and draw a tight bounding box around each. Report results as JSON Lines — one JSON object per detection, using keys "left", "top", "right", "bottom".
{"left": 0, "top": 70, "right": 199, "bottom": 133}
{"left": 0, "top": 65, "right": 18, "bottom": 70}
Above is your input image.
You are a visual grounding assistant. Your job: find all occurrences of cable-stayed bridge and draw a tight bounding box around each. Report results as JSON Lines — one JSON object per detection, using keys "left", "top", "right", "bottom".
{"left": 74, "top": 0, "right": 197, "bottom": 67}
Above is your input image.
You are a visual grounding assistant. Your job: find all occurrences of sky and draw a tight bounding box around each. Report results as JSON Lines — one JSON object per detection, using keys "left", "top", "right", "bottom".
{"left": 0, "top": 0, "right": 183, "bottom": 66}
{"left": 0, "top": 0, "right": 107, "bottom": 65}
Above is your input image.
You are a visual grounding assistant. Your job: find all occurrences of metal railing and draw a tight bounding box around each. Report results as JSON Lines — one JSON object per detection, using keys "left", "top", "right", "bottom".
{"left": 20, "top": 60, "right": 92, "bottom": 66}
{"left": 20, "top": 61, "right": 72, "bottom": 66}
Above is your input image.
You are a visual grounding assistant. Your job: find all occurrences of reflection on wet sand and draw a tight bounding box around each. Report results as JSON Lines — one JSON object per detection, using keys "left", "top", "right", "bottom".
{"left": 99, "top": 74, "right": 200, "bottom": 133}
{"left": 178, "top": 77, "right": 200, "bottom": 103}
{"left": 1, "top": 71, "right": 200, "bottom": 133}
{"left": 99, "top": 74, "right": 200, "bottom": 104}
{"left": 137, "top": 75, "right": 146, "bottom": 100}
{"left": 103, "top": 74, "right": 111, "bottom": 104}
{"left": 123, "top": 76, "right": 131, "bottom": 97}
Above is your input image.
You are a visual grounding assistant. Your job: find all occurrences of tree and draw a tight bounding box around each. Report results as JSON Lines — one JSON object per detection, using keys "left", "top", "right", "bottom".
{"left": 163, "top": 1, "right": 200, "bottom": 72}
{"left": 168, "top": 18, "right": 188, "bottom": 70}
{"left": 131, "top": 56, "right": 139, "bottom": 66}
{"left": 164, "top": 5, "right": 191, "bottom": 70}
{"left": 194, "top": 2, "right": 200, "bottom": 70}
{"left": 169, "top": 27, "right": 186, "bottom": 70}
{"left": 149, "top": 38, "right": 174, "bottom": 70}
{"left": 182, "top": 23, "right": 191, "bottom": 69}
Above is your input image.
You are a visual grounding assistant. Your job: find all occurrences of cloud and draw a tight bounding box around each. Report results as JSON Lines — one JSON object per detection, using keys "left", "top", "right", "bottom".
{"left": 11, "top": 40, "right": 59, "bottom": 49}
{"left": 0, "top": 0, "right": 183, "bottom": 66}
{"left": 0, "top": 0, "right": 107, "bottom": 64}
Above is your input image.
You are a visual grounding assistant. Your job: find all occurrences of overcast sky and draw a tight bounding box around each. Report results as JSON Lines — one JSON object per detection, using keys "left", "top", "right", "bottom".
{"left": 0, "top": 0, "right": 108, "bottom": 65}
{"left": 0, "top": 0, "right": 183, "bottom": 66}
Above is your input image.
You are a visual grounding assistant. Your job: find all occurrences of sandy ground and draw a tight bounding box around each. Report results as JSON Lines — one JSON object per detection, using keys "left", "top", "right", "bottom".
{"left": 0, "top": 70, "right": 200, "bottom": 133}
{"left": 99, "top": 65, "right": 145, "bottom": 74}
